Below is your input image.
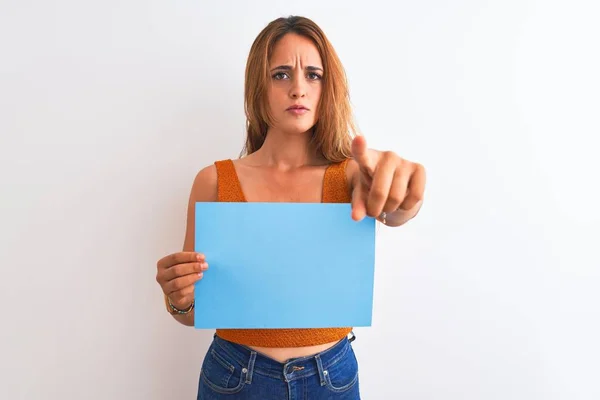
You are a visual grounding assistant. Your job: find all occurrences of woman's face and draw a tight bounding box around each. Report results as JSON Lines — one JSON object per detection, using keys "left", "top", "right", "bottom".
{"left": 267, "top": 33, "right": 323, "bottom": 135}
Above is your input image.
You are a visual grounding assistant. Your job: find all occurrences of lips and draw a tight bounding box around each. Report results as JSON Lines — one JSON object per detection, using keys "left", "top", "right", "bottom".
{"left": 287, "top": 105, "right": 308, "bottom": 110}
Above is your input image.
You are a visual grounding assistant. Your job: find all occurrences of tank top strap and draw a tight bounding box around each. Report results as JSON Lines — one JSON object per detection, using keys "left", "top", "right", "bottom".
{"left": 214, "top": 159, "right": 247, "bottom": 202}
{"left": 322, "top": 158, "right": 352, "bottom": 203}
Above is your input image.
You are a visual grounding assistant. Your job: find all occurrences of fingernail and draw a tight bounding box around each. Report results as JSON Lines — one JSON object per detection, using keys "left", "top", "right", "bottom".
{"left": 201, "top": 263, "right": 209, "bottom": 270}
{"left": 198, "top": 272, "right": 203, "bottom": 278}
{"left": 196, "top": 254, "right": 203, "bottom": 261}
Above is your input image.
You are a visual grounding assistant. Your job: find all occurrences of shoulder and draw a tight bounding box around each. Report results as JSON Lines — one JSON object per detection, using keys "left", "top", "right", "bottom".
{"left": 182, "top": 163, "right": 218, "bottom": 251}
{"left": 323, "top": 157, "right": 358, "bottom": 196}
{"left": 189, "top": 162, "right": 218, "bottom": 202}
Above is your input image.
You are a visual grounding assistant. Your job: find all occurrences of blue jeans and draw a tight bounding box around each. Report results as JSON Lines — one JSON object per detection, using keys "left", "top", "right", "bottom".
{"left": 197, "top": 333, "right": 361, "bottom": 399}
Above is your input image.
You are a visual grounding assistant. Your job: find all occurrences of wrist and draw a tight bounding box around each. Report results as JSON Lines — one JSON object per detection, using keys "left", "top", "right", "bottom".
{"left": 164, "top": 294, "right": 195, "bottom": 315}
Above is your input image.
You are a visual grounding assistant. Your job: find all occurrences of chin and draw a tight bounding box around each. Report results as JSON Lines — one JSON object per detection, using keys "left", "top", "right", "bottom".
{"left": 280, "top": 121, "right": 317, "bottom": 135}
{"left": 286, "top": 127, "right": 314, "bottom": 135}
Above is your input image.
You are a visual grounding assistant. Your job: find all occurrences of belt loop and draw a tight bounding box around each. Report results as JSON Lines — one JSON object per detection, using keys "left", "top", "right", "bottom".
{"left": 245, "top": 351, "right": 257, "bottom": 384}
{"left": 314, "top": 354, "right": 326, "bottom": 386}
{"left": 349, "top": 331, "right": 356, "bottom": 343}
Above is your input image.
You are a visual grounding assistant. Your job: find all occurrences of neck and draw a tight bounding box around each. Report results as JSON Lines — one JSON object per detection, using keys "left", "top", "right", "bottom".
{"left": 252, "top": 127, "right": 324, "bottom": 169}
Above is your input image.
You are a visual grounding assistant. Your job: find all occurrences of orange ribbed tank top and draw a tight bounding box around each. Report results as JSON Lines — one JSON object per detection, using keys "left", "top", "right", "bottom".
{"left": 212, "top": 158, "right": 353, "bottom": 348}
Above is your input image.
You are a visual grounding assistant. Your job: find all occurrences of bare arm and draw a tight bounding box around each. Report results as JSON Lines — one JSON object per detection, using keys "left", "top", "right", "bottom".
{"left": 168, "top": 164, "right": 218, "bottom": 327}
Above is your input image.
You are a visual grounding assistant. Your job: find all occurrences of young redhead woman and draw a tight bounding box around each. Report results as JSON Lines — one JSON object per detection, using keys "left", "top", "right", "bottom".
{"left": 156, "top": 15, "right": 426, "bottom": 400}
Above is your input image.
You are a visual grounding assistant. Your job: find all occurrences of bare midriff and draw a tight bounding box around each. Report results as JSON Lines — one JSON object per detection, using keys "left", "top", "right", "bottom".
{"left": 248, "top": 340, "right": 340, "bottom": 363}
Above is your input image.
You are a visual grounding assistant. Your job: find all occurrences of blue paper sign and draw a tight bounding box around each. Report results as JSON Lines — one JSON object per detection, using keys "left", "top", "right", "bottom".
{"left": 194, "top": 202, "right": 376, "bottom": 329}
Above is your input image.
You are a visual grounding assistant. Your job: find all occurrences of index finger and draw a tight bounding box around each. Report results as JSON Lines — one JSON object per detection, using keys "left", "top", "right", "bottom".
{"left": 351, "top": 136, "right": 376, "bottom": 175}
{"left": 157, "top": 252, "right": 205, "bottom": 269}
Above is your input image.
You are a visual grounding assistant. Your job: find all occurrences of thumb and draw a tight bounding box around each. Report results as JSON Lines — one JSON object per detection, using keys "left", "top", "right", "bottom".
{"left": 351, "top": 179, "right": 368, "bottom": 221}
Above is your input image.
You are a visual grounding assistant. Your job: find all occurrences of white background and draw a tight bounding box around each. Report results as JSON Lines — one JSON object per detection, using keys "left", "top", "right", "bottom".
{"left": 1, "top": 1, "right": 599, "bottom": 399}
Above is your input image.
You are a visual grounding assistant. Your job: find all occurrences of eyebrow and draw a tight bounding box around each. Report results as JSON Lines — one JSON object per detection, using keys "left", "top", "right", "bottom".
{"left": 270, "top": 65, "right": 323, "bottom": 72}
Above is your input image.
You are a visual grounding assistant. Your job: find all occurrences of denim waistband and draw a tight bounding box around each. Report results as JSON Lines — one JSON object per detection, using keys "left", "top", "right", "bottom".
{"left": 212, "top": 333, "right": 354, "bottom": 383}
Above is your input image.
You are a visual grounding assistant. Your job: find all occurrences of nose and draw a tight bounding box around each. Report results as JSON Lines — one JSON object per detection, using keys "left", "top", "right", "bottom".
{"left": 289, "top": 75, "right": 306, "bottom": 99}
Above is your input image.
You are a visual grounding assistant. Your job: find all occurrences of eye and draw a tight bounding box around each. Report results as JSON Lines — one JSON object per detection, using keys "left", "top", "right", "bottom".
{"left": 308, "top": 72, "right": 322, "bottom": 80}
{"left": 272, "top": 72, "right": 289, "bottom": 80}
